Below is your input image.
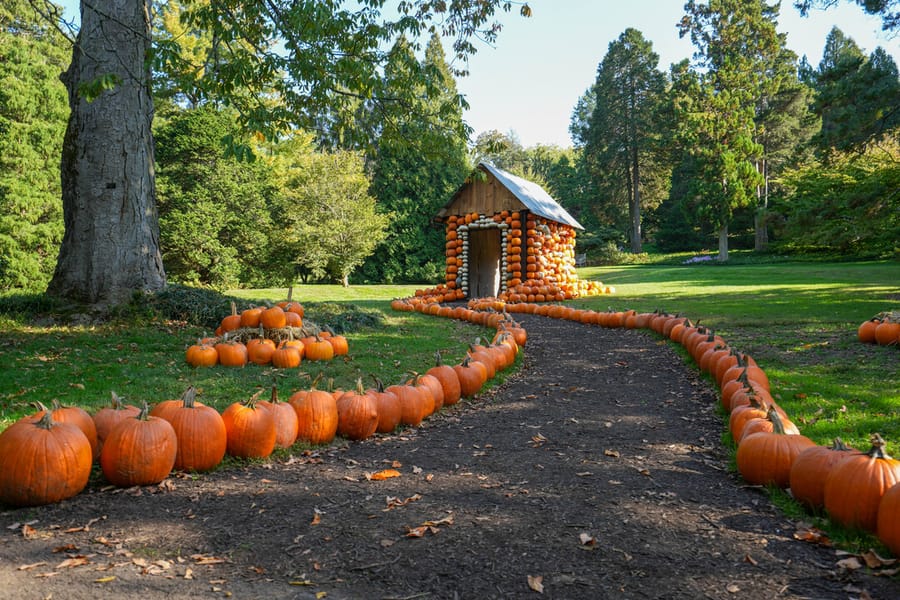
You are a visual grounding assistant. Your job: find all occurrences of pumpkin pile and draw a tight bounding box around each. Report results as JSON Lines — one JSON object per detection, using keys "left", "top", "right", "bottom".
{"left": 390, "top": 297, "right": 900, "bottom": 557}
{"left": 184, "top": 301, "right": 349, "bottom": 368}
{"left": 858, "top": 311, "right": 900, "bottom": 347}
{"left": 415, "top": 211, "right": 611, "bottom": 303}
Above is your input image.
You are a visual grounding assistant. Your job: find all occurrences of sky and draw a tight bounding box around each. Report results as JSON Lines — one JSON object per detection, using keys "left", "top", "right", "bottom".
{"left": 56, "top": 1, "right": 898, "bottom": 148}
{"left": 450, "top": 1, "right": 900, "bottom": 148}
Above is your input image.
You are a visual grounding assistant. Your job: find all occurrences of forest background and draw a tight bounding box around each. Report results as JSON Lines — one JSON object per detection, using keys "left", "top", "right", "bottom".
{"left": 1, "top": 0, "right": 898, "bottom": 297}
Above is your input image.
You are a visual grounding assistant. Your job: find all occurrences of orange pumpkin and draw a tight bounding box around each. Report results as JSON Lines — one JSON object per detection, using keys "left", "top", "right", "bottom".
{"left": 0, "top": 412, "right": 92, "bottom": 506}
{"left": 368, "top": 378, "right": 401, "bottom": 434}
{"left": 736, "top": 409, "right": 815, "bottom": 488}
{"left": 221, "top": 391, "right": 277, "bottom": 459}
{"left": 336, "top": 379, "right": 379, "bottom": 441}
{"left": 100, "top": 403, "right": 178, "bottom": 487}
{"left": 258, "top": 386, "right": 299, "bottom": 448}
{"left": 789, "top": 439, "right": 856, "bottom": 510}
{"left": 163, "top": 387, "right": 227, "bottom": 472}
{"left": 290, "top": 387, "right": 339, "bottom": 445}
{"left": 92, "top": 391, "right": 141, "bottom": 453}
{"left": 824, "top": 434, "right": 900, "bottom": 532}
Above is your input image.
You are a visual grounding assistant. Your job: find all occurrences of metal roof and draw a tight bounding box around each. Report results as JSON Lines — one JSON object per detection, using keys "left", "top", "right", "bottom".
{"left": 479, "top": 163, "right": 584, "bottom": 230}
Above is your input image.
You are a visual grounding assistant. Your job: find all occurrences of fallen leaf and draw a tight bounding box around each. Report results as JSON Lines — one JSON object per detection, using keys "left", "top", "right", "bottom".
{"left": 368, "top": 469, "right": 401, "bottom": 481}
{"left": 527, "top": 574, "right": 544, "bottom": 593}
{"left": 310, "top": 511, "right": 322, "bottom": 526}
{"left": 53, "top": 544, "right": 78, "bottom": 553}
{"left": 578, "top": 532, "right": 596, "bottom": 547}
{"left": 17, "top": 562, "right": 47, "bottom": 571}
{"left": 184, "top": 568, "right": 193, "bottom": 580}
{"left": 316, "top": 593, "right": 327, "bottom": 599}
{"left": 57, "top": 556, "right": 90, "bottom": 569}
{"left": 405, "top": 526, "right": 428, "bottom": 538}
{"left": 94, "top": 576, "right": 116, "bottom": 583}
{"left": 391, "top": 460, "right": 402, "bottom": 468}
{"left": 744, "top": 554, "right": 758, "bottom": 566}
{"left": 22, "top": 524, "right": 38, "bottom": 539}
{"left": 191, "top": 554, "right": 226, "bottom": 565}
{"left": 726, "top": 583, "right": 740, "bottom": 593}
{"left": 604, "top": 449, "right": 620, "bottom": 458}
{"left": 412, "top": 465, "right": 423, "bottom": 474}
{"left": 837, "top": 556, "right": 863, "bottom": 570}
{"left": 793, "top": 525, "right": 832, "bottom": 547}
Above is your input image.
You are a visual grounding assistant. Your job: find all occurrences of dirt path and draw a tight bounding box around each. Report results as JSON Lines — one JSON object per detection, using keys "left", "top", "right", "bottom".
{"left": 1, "top": 313, "right": 897, "bottom": 599}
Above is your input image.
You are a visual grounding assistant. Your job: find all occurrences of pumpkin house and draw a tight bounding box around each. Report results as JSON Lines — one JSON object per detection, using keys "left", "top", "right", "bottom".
{"left": 430, "top": 163, "right": 608, "bottom": 302}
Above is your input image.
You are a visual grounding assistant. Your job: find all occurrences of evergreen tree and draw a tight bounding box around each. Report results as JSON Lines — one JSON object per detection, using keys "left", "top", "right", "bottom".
{"left": 0, "top": 0, "right": 68, "bottom": 291}
{"left": 362, "top": 33, "right": 470, "bottom": 284}
{"left": 582, "top": 28, "right": 668, "bottom": 254}
{"left": 811, "top": 29, "right": 900, "bottom": 152}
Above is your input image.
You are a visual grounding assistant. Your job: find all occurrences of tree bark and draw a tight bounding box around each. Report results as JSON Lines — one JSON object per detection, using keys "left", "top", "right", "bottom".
{"left": 717, "top": 224, "right": 729, "bottom": 262}
{"left": 630, "top": 143, "right": 642, "bottom": 254}
{"left": 47, "top": 0, "right": 165, "bottom": 307}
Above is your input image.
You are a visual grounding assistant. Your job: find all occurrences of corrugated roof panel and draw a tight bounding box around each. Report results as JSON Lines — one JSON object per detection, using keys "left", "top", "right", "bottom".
{"left": 479, "top": 163, "right": 583, "bottom": 230}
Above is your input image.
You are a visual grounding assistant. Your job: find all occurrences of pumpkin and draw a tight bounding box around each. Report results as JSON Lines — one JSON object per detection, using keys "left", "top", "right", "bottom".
{"left": 736, "top": 408, "right": 815, "bottom": 488}
{"left": 386, "top": 382, "right": 426, "bottom": 427}
{"left": 823, "top": 434, "right": 900, "bottom": 532}
{"left": 728, "top": 394, "right": 771, "bottom": 444}
{"left": 336, "top": 379, "right": 379, "bottom": 441}
{"left": 324, "top": 328, "right": 349, "bottom": 356}
{"left": 162, "top": 386, "right": 227, "bottom": 472}
{"left": 221, "top": 390, "right": 277, "bottom": 459}
{"left": 218, "top": 301, "right": 241, "bottom": 333}
{"left": 412, "top": 372, "right": 444, "bottom": 414}
{"left": 239, "top": 306, "right": 264, "bottom": 328}
{"left": 874, "top": 320, "right": 900, "bottom": 346}
{"left": 271, "top": 342, "right": 302, "bottom": 369}
{"left": 258, "top": 386, "right": 299, "bottom": 448}
{"left": 247, "top": 326, "right": 277, "bottom": 365}
{"left": 100, "top": 403, "right": 178, "bottom": 487}
{"left": 185, "top": 338, "right": 218, "bottom": 367}
{"left": 304, "top": 335, "right": 335, "bottom": 361}
{"left": 290, "top": 385, "right": 339, "bottom": 445}
{"left": 877, "top": 482, "right": 900, "bottom": 556}
{"left": 427, "top": 352, "right": 462, "bottom": 406}
{"left": 368, "top": 377, "right": 401, "bottom": 434}
{"left": 260, "top": 305, "right": 287, "bottom": 329}
{"left": 857, "top": 318, "right": 880, "bottom": 343}
{"left": 279, "top": 301, "right": 305, "bottom": 317}
{"left": 92, "top": 391, "right": 141, "bottom": 452}
{"left": 32, "top": 401, "right": 99, "bottom": 461}
{"left": 467, "top": 343, "right": 496, "bottom": 380}
{"left": 0, "top": 412, "right": 92, "bottom": 507}
{"left": 453, "top": 356, "right": 488, "bottom": 398}
{"left": 789, "top": 438, "right": 856, "bottom": 510}
{"left": 215, "top": 336, "right": 248, "bottom": 367}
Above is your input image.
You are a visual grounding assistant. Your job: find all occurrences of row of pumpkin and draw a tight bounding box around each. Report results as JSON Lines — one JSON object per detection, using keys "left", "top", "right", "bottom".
{"left": 0, "top": 306, "right": 527, "bottom": 509}
{"left": 858, "top": 312, "right": 900, "bottom": 347}
{"left": 396, "top": 295, "right": 900, "bottom": 559}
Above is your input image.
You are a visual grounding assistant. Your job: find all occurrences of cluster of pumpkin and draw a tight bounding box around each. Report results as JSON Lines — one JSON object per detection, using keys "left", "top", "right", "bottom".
{"left": 0, "top": 308, "right": 527, "bottom": 509}
{"left": 858, "top": 311, "right": 900, "bottom": 347}
{"left": 395, "top": 297, "right": 900, "bottom": 558}
{"left": 184, "top": 301, "right": 347, "bottom": 368}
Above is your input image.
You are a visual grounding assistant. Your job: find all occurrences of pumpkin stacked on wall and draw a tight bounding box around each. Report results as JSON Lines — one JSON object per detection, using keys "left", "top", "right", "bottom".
{"left": 416, "top": 210, "right": 611, "bottom": 302}
{"left": 858, "top": 311, "right": 900, "bottom": 347}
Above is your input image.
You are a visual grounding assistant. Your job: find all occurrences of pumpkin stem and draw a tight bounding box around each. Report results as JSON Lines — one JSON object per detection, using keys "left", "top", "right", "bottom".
{"left": 34, "top": 410, "right": 56, "bottom": 430}
{"left": 370, "top": 374, "right": 386, "bottom": 392}
{"left": 829, "top": 438, "right": 854, "bottom": 452}
{"left": 181, "top": 386, "right": 198, "bottom": 409}
{"left": 767, "top": 407, "right": 788, "bottom": 435}
{"left": 138, "top": 401, "right": 152, "bottom": 421}
{"left": 245, "top": 389, "right": 265, "bottom": 408}
{"left": 270, "top": 384, "right": 279, "bottom": 404}
{"left": 434, "top": 350, "right": 445, "bottom": 367}
{"left": 865, "top": 433, "right": 892, "bottom": 460}
{"left": 229, "top": 300, "right": 237, "bottom": 317}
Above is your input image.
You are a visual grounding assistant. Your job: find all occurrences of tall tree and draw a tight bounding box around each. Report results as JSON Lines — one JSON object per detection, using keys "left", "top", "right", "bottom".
{"left": 0, "top": 0, "right": 68, "bottom": 291}
{"left": 362, "top": 33, "right": 470, "bottom": 284}
{"left": 582, "top": 28, "right": 667, "bottom": 253}
{"left": 38, "top": 0, "right": 529, "bottom": 307}
{"left": 676, "top": 0, "right": 782, "bottom": 261}
{"left": 794, "top": 0, "right": 899, "bottom": 31}
{"left": 811, "top": 28, "right": 900, "bottom": 152}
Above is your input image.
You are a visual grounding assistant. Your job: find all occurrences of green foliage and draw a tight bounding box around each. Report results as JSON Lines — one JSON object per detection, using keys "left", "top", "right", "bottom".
{"left": 773, "top": 144, "right": 900, "bottom": 257}
{"left": 0, "top": 0, "right": 68, "bottom": 292}
{"left": 360, "top": 34, "right": 470, "bottom": 284}
{"left": 810, "top": 29, "right": 900, "bottom": 152}
{"left": 154, "top": 106, "right": 277, "bottom": 289}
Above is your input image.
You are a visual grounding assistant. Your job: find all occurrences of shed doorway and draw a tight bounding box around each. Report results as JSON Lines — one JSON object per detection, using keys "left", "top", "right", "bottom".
{"left": 467, "top": 228, "right": 501, "bottom": 298}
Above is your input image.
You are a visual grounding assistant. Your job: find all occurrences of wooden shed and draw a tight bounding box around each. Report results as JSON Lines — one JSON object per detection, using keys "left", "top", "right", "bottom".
{"left": 433, "top": 163, "right": 603, "bottom": 302}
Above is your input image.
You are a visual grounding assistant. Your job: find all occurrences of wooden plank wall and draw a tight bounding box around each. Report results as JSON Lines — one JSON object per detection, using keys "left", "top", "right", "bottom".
{"left": 444, "top": 173, "right": 526, "bottom": 216}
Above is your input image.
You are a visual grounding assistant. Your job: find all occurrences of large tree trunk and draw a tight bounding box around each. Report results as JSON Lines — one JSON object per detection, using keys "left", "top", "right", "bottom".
{"left": 47, "top": 0, "right": 165, "bottom": 307}
{"left": 754, "top": 158, "right": 769, "bottom": 251}
{"left": 630, "top": 144, "right": 642, "bottom": 254}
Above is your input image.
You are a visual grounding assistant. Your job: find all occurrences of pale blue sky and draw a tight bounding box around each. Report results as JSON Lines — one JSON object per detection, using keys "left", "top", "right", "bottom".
{"left": 57, "top": 1, "right": 898, "bottom": 148}
{"left": 452, "top": 1, "right": 899, "bottom": 147}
